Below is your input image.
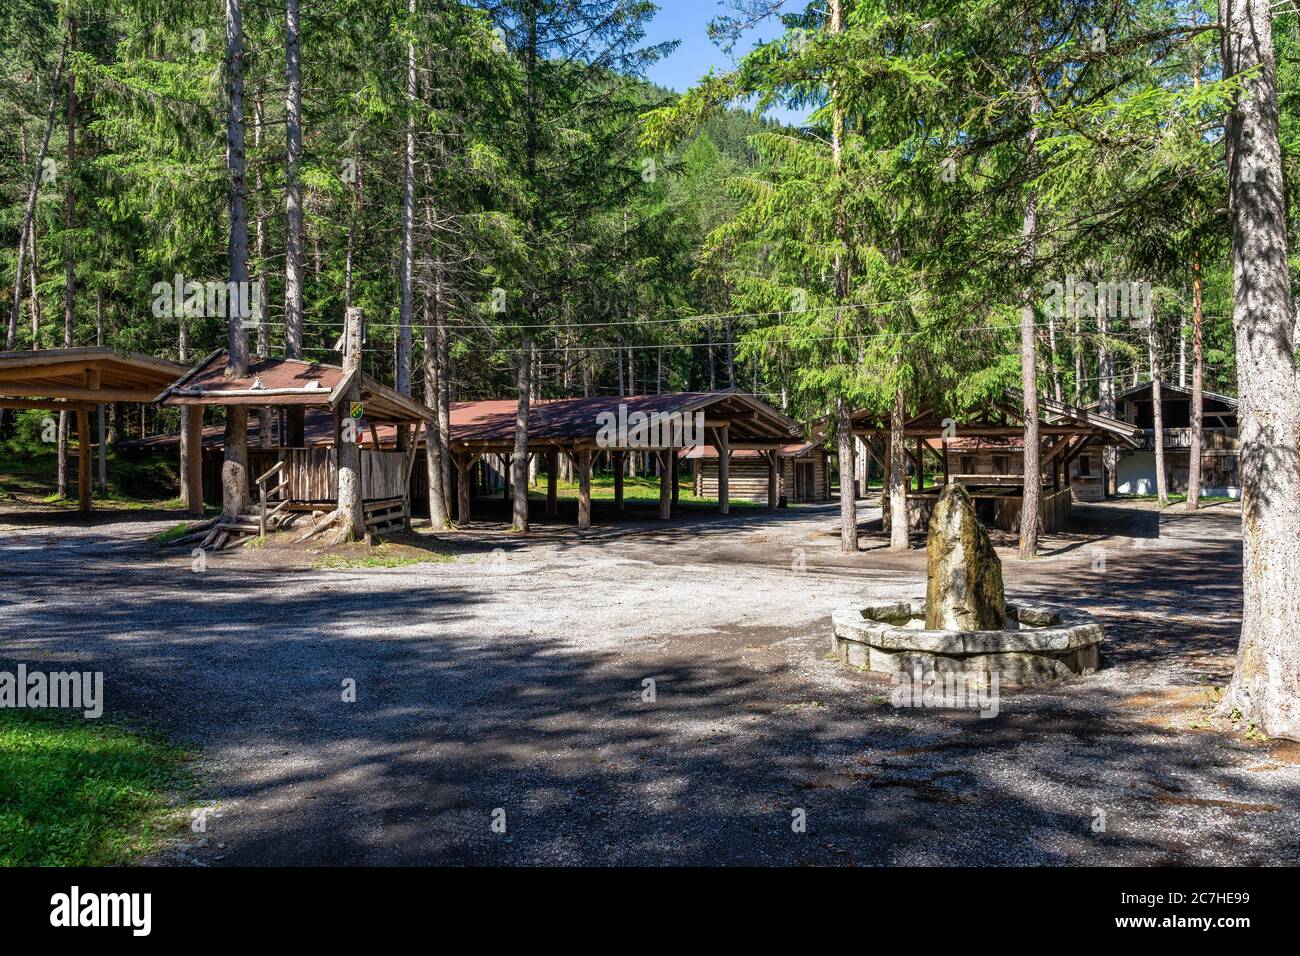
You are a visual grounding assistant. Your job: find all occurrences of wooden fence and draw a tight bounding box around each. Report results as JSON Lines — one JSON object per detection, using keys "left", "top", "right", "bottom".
{"left": 203, "top": 447, "right": 410, "bottom": 504}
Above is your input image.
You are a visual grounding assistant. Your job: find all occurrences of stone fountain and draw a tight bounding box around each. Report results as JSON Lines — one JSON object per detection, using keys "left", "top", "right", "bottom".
{"left": 831, "top": 484, "right": 1103, "bottom": 686}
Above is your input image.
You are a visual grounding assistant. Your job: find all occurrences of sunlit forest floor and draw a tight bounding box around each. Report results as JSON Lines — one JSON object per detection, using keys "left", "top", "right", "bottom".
{"left": 2, "top": 492, "right": 1294, "bottom": 866}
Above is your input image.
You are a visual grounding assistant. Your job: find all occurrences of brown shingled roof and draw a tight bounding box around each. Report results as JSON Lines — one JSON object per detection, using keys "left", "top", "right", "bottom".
{"left": 158, "top": 349, "right": 433, "bottom": 424}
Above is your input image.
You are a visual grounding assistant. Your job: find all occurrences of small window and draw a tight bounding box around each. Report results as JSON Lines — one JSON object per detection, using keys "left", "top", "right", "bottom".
{"left": 1078, "top": 455, "right": 1091, "bottom": 476}
{"left": 958, "top": 455, "right": 975, "bottom": 473}
{"left": 991, "top": 455, "right": 1009, "bottom": 474}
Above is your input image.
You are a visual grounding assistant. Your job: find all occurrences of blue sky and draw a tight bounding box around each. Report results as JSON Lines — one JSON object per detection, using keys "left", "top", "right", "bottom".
{"left": 641, "top": 0, "right": 811, "bottom": 125}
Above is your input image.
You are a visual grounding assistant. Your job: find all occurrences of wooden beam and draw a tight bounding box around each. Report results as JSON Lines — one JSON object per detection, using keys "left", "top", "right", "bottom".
{"left": 714, "top": 424, "right": 730, "bottom": 515}
{"left": 456, "top": 452, "right": 472, "bottom": 523}
{"left": 670, "top": 448, "right": 679, "bottom": 505}
{"left": 185, "top": 403, "right": 204, "bottom": 515}
{"left": 76, "top": 409, "right": 91, "bottom": 513}
{"left": 0, "top": 397, "right": 96, "bottom": 412}
{"left": 613, "top": 450, "right": 625, "bottom": 512}
{"left": 0, "top": 386, "right": 157, "bottom": 403}
{"left": 0, "top": 359, "right": 108, "bottom": 383}
{"left": 767, "top": 449, "right": 779, "bottom": 510}
{"left": 546, "top": 448, "right": 558, "bottom": 517}
{"left": 658, "top": 449, "right": 672, "bottom": 520}
{"left": 577, "top": 448, "right": 592, "bottom": 530}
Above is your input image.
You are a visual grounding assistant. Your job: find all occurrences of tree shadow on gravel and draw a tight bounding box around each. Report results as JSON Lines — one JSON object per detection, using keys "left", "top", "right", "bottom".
{"left": 2, "top": 504, "right": 1284, "bottom": 867}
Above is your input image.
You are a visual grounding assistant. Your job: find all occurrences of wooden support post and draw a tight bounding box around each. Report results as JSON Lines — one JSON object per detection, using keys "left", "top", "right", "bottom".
{"left": 578, "top": 447, "right": 592, "bottom": 530}
{"left": 670, "top": 448, "right": 679, "bottom": 505}
{"left": 716, "top": 424, "right": 730, "bottom": 515}
{"left": 76, "top": 409, "right": 91, "bottom": 513}
{"left": 501, "top": 454, "right": 510, "bottom": 499}
{"left": 658, "top": 449, "right": 672, "bottom": 520}
{"left": 915, "top": 437, "right": 924, "bottom": 491}
{"left": 457, "top": 451, "right": 472, "bottom": 524}
{"left": 942, "top": 440, "right": 950, "bottom": 486}
{"left": 185, "top": 403, "right": 204, "bottom": 515}
{"left": 613, "top": 451, "right": 625, "bottom": 512}
{"left": 767, "top": 450, "right": 779, "bottom": 509}
{"left": 546, "top": 448, "right": 558, "bottom": 517}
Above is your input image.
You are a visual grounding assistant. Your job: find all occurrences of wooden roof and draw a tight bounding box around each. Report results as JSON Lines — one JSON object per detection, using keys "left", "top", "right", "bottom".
{"left": 0, "top": 347, "right": 188, "bottom": 410}
{"left": 157, "top": 350, "right": 434, "bottom": 424}
{"left": 449, "top": 391, "right": 800, "bottom": 451}
{"left": 851, "top": 390, "right": 1143, "bottom": 448}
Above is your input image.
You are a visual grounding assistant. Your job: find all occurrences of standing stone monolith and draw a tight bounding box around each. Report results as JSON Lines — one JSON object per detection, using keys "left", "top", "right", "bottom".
{"left": 925, "top": 484, "right": 1007, "bottom": 630}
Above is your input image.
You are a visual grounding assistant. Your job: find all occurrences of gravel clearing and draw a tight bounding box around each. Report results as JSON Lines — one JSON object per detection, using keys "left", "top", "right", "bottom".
{"left": 2, "top": 496, "right": 1296, "bottom": 866}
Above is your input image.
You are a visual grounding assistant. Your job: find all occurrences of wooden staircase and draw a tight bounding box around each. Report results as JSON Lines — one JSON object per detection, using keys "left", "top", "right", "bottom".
{"left": 201, "top": 460, "right": 293, "bottom": 550}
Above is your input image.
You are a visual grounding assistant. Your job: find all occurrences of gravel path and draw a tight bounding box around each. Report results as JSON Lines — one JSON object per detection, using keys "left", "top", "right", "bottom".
{"left": 2, "top": 496, "right": 1296, "bottom": 866}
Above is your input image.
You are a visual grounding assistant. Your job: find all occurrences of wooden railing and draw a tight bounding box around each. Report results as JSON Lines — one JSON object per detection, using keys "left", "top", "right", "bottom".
{"left": 255, "top": 460, "right": 291, "bottom": 536}
{"left": 1140, "top": 427, "right": 1237, "bottom": 450}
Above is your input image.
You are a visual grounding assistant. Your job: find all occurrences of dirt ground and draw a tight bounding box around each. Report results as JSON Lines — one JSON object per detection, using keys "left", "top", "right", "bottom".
{"left": 1, "top": 492, "right": 1296, "bottom": 866}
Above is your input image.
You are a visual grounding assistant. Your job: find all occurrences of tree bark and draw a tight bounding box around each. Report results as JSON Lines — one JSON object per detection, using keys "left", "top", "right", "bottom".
{"left": 222, "top": 0, "right": 252, "bottom": 519}
{"left": 1097, "top": 291, "right": 1116, "bottom": 496}
{"left": 1216, "top": 0, "right": 1300, "bottom": 740}
{"left": 837, "top": 396, "right": 857, "bottom": 551}
{"left": 1187, "top": 253, "right": 1205, "bottom": 510}
{"left": 888, "top": 388, "right": 909, "bottom": 549}
{"left": 1149, "top": 316, "right": 1168, "bottom": 507}
{"left": 95, "top": 287, "right": 106, "bottom": 490}
{"left": 335, "top": 307, "right": 365, "bottom": 540}
{"left": 282, "top": 0, "right": 305, "bottom": 447}
{"left": 395, "top": 0, "right": 416, "bottom": 452}
{"left": 8, "top": 40, "right": 66, "bottom": 355}
{"left": 58, "top": 15, "right": 78, "bottom": 500}
{"left": 423, "top": 251, "right": 450, "bottom": 528}
{"left": 1018, "top": 95, "right": 1042, "bottom": 558}
{"left": 511, "top": 333, "right": 531, "bottom": 531}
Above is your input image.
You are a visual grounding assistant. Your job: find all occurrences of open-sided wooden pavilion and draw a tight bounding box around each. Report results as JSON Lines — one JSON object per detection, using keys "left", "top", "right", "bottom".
{"left": 449, "top": 391, "right": 801, "bottom": 528}
{"left": 156, "top": 349, "right": 434, "bottom": 538}
{"left": 851, "top": 392, "right": 1141, "bottom": 534}
{"left": 0, "top": 347, "right": 189, "bottom": 512}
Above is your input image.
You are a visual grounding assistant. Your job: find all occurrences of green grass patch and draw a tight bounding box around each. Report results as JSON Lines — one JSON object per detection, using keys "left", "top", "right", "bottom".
{"left": 0, "top": 709, "right": 196, "bottom": 866}
{"left": 149, "top": 522, "right": 192, "bottom": 543}
{"left": 315, "top": 543, "right": 455, "bottom": 570}
{"left": 1126, "top": 492, "right": 1237, "bottom": 507}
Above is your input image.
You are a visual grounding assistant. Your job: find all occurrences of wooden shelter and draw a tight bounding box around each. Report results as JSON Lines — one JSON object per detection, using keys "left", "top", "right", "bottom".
{"left": 448, "top": 392, "right": 800, "bottom": 528}
{"left": 689, "top": 441, "right": 830, "bottom": 504}
{"left": 0, "top": 347, "right": 189, "bottom": 512}
{"left": 156, "top": 347, "right": 433, "bottom": 540}
{"left": 851, "top": 392, "right": 1141, "bottom": 534}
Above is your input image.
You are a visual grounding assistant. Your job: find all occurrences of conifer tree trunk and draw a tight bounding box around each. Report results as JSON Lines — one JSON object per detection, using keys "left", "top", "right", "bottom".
{"left": 222, "top": 0, "right": 251, "bottom": 519}
{"left": 829, "top": 0, "right": 856, "bottom": 553}
{"left": 58, "top": 15, "right": 77, "bottom": 500}
{"left": 96, "top": 288, "right": 106, "bottom": 490}
{"left": 837, "top": 397, "right": 857, "bottom": 551}
{"left": 1216, "top": 0, "right": 1300, "bottom": 739}
{"left": 8, "top": 40, "right": 66, "bottom": 353}
{"left": 336, "top": 307, "right": 365, "bottom": 540}
{"left": 1187, "top": 253, "right": 1204, "bottom": 510}
{"left": 1018, "top": 99, "right": 1042, "bottom": 558}
{"left": 283, "top": 0, "right": 305, "bottom": 446}
{"left": 1149, "top": 316, "right": 1168, "bottom": 507}
{"left": 395, "top": 0, "right": 417, "bottom": 451}
{"left": 888, "top": 387, "right": 908, "bottom": 550}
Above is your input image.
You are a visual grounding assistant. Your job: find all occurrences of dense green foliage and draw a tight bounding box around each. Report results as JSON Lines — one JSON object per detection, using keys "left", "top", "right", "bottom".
{"left": 2, "top": 0, "right": 1297, "bottom": 440}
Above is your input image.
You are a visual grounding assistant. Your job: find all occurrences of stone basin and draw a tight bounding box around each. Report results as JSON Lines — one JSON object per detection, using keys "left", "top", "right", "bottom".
{"left": 830, "top": 597, "right": 1102, "bottom": 687}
